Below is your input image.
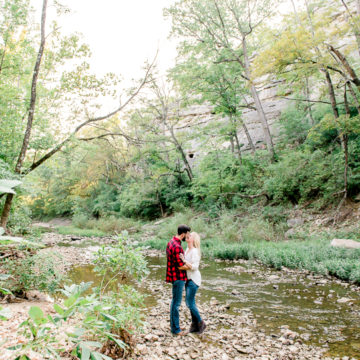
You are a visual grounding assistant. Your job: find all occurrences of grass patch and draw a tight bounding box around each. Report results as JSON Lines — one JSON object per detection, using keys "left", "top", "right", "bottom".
{"left": 72, "top": 215, "right": 143, "bottom": 234}
{"left": 139, "top": 207, "right": 360, "bottom": 284}
{"left": 143, "top": 235, "right": 360, "bottom": 284}
{"left": 56, "top": 226, "right": 106, "bottom": 237}
{"left": 210, "top": 239, "right": 360, "bottom": 284}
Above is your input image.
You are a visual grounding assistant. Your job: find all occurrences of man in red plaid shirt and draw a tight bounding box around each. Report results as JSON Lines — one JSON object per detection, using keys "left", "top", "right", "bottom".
{"left": 166, "top": 224, "right": 191, "bottom": 335}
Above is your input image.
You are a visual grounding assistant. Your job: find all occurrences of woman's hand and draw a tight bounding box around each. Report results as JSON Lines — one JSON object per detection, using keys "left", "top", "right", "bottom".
{"left": 180, "top": 253, "right": 185, "bottom": 261}
{"left": 179, "top": 261, "right": 192, "bottom": 270}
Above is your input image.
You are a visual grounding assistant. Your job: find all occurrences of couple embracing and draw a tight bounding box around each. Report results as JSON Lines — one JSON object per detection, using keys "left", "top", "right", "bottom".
{"left": 166, "top": 224, "right": 206, "bottom": 336}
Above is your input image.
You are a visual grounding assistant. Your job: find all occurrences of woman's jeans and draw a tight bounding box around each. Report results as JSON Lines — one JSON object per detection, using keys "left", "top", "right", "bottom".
{"left": 170, "top": 280, "right": 185, "bottom": 334}
{"left": 185, "top": 279, "right": 202, "bottom": 324}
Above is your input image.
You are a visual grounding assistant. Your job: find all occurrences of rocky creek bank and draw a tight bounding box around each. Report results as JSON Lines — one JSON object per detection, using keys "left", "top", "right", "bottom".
{"left": 133, "top": 279, "right": 332, "bottom": 360}
{"left": 2, "top": 232, "right": 360, "bottom": 359}
{"left": 44, "top": 233, "right": 360, "bottom": 359}
{"left": 128, "top": 251, "right": 359, "bottom": 360}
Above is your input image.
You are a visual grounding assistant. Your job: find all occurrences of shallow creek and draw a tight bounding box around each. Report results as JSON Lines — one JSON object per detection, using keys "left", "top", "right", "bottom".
{"left": 67, "top": 253, "right": 360, "bottom": 359}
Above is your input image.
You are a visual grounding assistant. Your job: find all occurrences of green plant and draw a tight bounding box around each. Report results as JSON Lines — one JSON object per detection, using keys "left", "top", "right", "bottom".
{"left": 93, "top": 231, "right": 149, "bottom": 295}
{"left": 241, "top": 218, "right": 276, "bottom": 242}
{"left": 3, "top": 251, "right": 63, "bottom": 295}
{"left": 0, "top": 304, "right": 12, "bottom": 320}
{"left": 56, "top": 225, "right": 106, "bottom": 237}
{"left": 217, "top": 211, "right": 242, "bottom": 242}
{"left": 9, "top": 235, "right": 149, "bottom": 359}
{"left": 0, "top": 179, "right": 22, "bottom": 196}
{"left": 10, "top": 306, "right": 61, "bottom": 360}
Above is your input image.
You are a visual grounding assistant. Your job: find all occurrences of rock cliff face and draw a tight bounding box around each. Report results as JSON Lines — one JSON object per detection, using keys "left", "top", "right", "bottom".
{"left": 177, "top": 80, "right": 288, "bottom": 159}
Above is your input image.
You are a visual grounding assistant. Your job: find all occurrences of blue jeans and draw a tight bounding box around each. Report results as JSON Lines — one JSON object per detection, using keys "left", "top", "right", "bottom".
{"left": 185, "top": 280, "right": 202, "bottom": 324}
{"left": 170, "top": 280, "right": 185, "bottom": 334}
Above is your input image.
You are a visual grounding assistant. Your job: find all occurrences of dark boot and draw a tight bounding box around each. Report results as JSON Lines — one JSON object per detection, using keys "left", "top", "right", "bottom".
{"left": 197, "top": 320, "right": 206, "bottom": 334}
{"left": 189, "top": 320, "right": 199, "bottom": 333}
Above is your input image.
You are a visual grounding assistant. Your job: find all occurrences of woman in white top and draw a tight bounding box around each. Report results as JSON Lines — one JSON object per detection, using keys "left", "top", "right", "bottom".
{"left": 179, "top": 232, "right": 206, "bottom": 334}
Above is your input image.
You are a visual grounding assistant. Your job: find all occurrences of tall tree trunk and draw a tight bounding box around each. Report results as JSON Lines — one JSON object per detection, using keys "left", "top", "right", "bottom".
{"left": 230, "top": 136, "right": 235, "bottom": 153}
{"left": 305, "top": 77, "right": 315, "bottom": 125}
{"left": 324, "top": 70, "right": 339, "bottom": 118}
{"left": 328, "top": 45, "right": 360, "bottom": 90}
{"left": 1, "top": 0, "right": 48, "bottom": 230}
{"left": 169, "top": 126, "right": 193, "bottom": 181}
{"left": 342, "top": 86, "right": 350, "bottom": 199}
{"left": 242, "top": 123, "right": 255, "bottom": 154}
{"left": 290, "top": 0, "right": 300, "bottom": 23}
{"left": 347, "top": 81, "right": 360, "bottom": 114}
{"left": 242, "top": 36, "right": 274, "bottom": 158}
{"left": 229, "top": 114, "right": 242, "bottom": 162}
{"left": 1, "top": 194, "right": 14, "bottom": 229}
{"left": 233, "top": 131, "right": 242, "bottom": 163}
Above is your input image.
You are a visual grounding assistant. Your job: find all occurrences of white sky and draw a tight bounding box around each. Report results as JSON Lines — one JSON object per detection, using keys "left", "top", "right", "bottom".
{"left": 36, "top": 0, "right": 178, "bottom": 82}
{"left": 33, "top": 0, "right": 298, "bottom": 83}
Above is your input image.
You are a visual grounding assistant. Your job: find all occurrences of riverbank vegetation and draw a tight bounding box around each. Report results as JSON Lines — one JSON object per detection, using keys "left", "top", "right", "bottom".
{"left": 1, "top": 232, "right": 148, "bottom": 359}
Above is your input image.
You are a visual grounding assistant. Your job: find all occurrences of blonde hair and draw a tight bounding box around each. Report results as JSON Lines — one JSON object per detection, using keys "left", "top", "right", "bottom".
{"left": 190, "top": 232, "right": 201, "bottom": 256}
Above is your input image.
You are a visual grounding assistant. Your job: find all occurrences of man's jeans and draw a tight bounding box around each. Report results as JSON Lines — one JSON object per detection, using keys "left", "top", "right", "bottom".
{"left": 170, "top": 280, "right": 185, "bottom": 334}
{"left": 185, "top": 279, "right": 202, "bottom": 324}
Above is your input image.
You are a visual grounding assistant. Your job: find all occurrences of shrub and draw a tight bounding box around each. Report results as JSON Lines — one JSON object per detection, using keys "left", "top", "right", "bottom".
{"left": 70, "top": 214, "right": 142, "bottom": 235}
{"left": 217, "top": 211, "right": 242, "bottom": 242}
{"left": 264, "top": 149, "right": 342, "bottom": 204}
{"left": 72, "top": 213, "right": 89, "bottom": 229}
{"left": 241, "top": 219, "right": 276, "bottom": 242}
{"left": 10, "top": 233, "right": 148, "bottom": 359}
{"left": 278, "top": 105, "right": 312, "bottom": 145}
{"left": 7, "top": 204, "right": 32, "bottom": 234}
{"left": 3, "top": 251, "right": 64, "bottom": 295}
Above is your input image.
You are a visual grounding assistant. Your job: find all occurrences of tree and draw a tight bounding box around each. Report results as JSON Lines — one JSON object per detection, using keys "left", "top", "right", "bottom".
{"left": 164, "top": 0, "right": 275, "bottom": 157}
{"left": 254, "top": 0, "right": 360, "bottom": 116}
{"left": 130, "top": 77, "right": 195, "bottom": 181}
{"left": 170, "top": 52, "right": 256, "bottom": 158}
{"left": 0, "top": 0, "right": 154, "bottom": 229}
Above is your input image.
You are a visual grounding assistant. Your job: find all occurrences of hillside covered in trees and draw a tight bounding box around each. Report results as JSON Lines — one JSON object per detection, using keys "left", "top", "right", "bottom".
{"left": 1, "top": 0, "right": 360, "bottom": 226}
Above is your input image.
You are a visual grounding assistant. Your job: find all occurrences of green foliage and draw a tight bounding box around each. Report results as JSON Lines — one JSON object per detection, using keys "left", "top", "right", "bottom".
{"left": 308, "top": 114, "right": 360, "bottom": 146}
{"left": 3, "top": 251, "right": 63, "bottom": 295}
{"left": 11, "top": 305, "right": 61, "bottom": 359}
{"left": 7, "top": 204, "right": 32, "bottom": 234}
{"left": 278, "top": 106, "right": 312, "bottom": 145}
{"left": 56, "top": 226, "right": 106, "bottom": 237}
{"left": 117, "top": 181, "right": 163, "bottom": 219}
{"left": 0, "top": 179, "right": 22, "bottom": 195}
{"left": 9, "top": 236, "right": 148, "bottom": 359}
{"left": 75, "top": 215, "right": 139, "bottom": 233}
{"left": 192, "top": 151, "right": 266, "bottom": 213}
{"left": 208, "top": 239, "right": 360, "bottom": 283}
{"left": 93, "top": 231, "right": 149, "bottom": 290}
{"left": 264, "top": 149, "right": 343, "bottom": 205}
{"left": 241, "top": 218, "right": 278, "bottom": 242}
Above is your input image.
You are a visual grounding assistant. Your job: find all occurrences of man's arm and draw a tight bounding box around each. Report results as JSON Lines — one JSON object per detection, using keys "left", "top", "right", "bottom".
{"left": 178, "top": 263, "right": 192, "bottom": 270}
{"left": 176, "top": 248, "right": 192, "bottom": 270}
{"left": 174, "top": 246, "right": 189, "bottom": 269}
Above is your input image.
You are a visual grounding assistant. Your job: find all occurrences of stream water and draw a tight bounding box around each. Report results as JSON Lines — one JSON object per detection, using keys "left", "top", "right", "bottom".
{"left": 68, "top": 254, "right": 360, "bottom": 359}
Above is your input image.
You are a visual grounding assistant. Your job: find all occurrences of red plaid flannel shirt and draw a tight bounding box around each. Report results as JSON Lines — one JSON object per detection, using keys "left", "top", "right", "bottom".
{"left": 166, "top": 236, "right": 187, "bottom": 283}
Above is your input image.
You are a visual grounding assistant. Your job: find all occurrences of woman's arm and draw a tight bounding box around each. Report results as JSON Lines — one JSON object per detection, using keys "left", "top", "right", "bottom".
{"left": 189, "top": 250, "right": 200, "bottom": 271}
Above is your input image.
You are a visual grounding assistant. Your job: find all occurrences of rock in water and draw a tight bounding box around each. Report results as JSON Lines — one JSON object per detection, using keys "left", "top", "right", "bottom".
{"left": 330, "top": 238, "right": 360, "bottom": 249}
{"left": 287, "top": 217, "right": 304, "bottom": 227}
